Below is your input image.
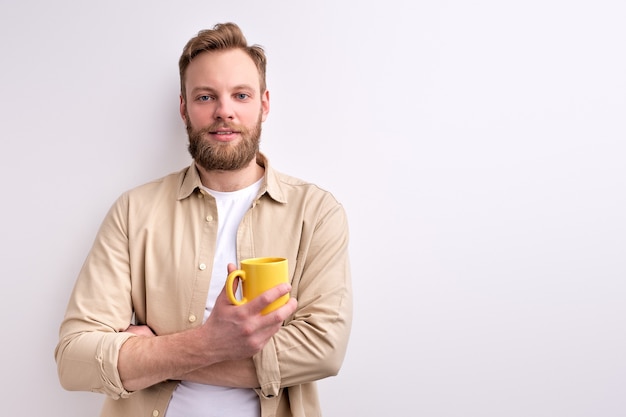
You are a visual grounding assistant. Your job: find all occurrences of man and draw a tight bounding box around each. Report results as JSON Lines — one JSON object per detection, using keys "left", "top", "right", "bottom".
{"left": 55, "top": 22, "right": 352, "bottom": 417}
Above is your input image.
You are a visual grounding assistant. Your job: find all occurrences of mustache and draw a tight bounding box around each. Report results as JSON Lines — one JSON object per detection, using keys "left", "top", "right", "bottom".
{"left": 193, "top": 121, "right": 247, "bottom": 134}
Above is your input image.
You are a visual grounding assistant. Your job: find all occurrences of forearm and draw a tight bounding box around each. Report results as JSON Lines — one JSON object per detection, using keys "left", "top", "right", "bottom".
{"left": 118, "top": 291, "right": 296, "bottom": 392}
{"left": 174, "top": 359, "right": 259, "bottom": 388}
{"left": 118, "top": 326, "right": 217, "bottom": 391}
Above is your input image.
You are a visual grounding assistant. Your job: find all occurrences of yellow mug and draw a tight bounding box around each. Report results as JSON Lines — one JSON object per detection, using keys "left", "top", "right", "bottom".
{"left": 225, "top": 257, "right": 290, "bottom": 315}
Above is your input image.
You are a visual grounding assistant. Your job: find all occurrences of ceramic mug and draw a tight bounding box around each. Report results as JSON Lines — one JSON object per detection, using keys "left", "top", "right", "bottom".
{"left": 225, "top": 257, "right": 289, "bottom": 314}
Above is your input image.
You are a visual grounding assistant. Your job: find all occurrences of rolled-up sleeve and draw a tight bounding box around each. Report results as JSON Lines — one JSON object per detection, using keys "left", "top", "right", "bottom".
{"left": 55, "top": 193, "right": 137, "bottom": 398}
{"left": 56, "top": 330, "right": 135, "bottom": 398}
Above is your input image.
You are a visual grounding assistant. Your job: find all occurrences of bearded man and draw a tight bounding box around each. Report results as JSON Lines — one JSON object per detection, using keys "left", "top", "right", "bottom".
{"left": 55, "top": 22, "right": 352, "bottom": 417}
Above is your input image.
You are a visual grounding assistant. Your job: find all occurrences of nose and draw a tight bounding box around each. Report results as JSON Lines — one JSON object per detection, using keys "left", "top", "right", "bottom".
{"left": 214, "top": 98, "right": 234, "bottom": 120}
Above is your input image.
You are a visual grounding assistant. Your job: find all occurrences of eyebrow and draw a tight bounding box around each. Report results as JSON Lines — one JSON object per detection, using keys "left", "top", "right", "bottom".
{"left": 190, "top": 84, "right": 257, "bottom": 95}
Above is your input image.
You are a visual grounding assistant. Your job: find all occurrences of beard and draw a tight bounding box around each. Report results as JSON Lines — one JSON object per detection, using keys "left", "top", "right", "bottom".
{"left": 186, "top": 110, "right": 263, "bottom": 171}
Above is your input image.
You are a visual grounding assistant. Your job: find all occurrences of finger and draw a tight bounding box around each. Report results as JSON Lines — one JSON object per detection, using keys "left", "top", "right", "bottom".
{"left": 225, "top": 264, "right": 241, "bottom": 294}
{"left": 124, "top": 324, "right": 156, "bottom": 337}
{"left": 215, "top": 280, "right": 239, "bottom": 306}
{"left": 274, "top": 297, "right": 298, "bottom": 318}
{"left": 246, "top": 283, "right": 292, "bottom": 314}
{"left": 230, "top": 276, "right": 240, "bottom": 294}
{"left": 258, "top": 298, "right": 298, "bottom": 327}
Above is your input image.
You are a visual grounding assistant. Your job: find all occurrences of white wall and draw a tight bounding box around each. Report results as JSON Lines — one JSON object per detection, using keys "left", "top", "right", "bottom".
{"left": 1, "top": 1, "right": 624, "bottom": 416}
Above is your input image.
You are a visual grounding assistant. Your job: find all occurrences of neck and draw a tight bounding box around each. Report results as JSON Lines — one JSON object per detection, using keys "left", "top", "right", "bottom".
{"left": 195, "top": 158, "right": 264, "bottom": 192}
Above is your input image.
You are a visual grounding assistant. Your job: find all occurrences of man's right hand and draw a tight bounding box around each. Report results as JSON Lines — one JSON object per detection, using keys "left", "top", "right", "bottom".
{"left": 117, "top": 272, "right": 296, "bottom": 392}
{"left": 200, "top": 273, "right": 297, "bottom": 361}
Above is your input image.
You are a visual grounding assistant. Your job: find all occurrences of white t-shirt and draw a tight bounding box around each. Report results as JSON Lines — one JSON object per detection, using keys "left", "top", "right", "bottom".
{"left": 165, "top": 179, "right": 262, "bottom": 417}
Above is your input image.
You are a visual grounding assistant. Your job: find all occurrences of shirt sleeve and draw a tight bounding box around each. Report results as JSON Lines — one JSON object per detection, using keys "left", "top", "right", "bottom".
{"left": 55, "top": 193, "right": 137, "bottom": 399}
{"left": 253, "top": 198, "right": 353, "bottom": 395}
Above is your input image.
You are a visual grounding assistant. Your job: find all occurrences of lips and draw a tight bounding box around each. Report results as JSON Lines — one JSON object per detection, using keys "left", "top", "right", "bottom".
{"left": 206, "top": 127, "right": 241, "bottom": 142}
{"left": 208, "top": 124, "right": 241, "bottom": 135}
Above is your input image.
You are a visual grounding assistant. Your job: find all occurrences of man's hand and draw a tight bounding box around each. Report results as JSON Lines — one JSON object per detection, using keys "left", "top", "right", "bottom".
{"left": 117, "top": 262, "right": 297, "bottom": 392}
{"left": 124, "top": 324, "right": 156, "bottom": 337}
{"left": 197, "top": 262, "right": 297, "bottom": 361}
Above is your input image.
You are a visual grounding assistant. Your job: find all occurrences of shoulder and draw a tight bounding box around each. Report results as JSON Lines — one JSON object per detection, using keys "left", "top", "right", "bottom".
{"left": 269, "top": 169, "right": 347, "bottom": 225}
{"left": 270, "top": 166, "right": 339, "bottom": 200}
{"left": 108, "top": 166, "right": 193, "bottom": 215}
{"left": 131, "top": 166, "right": 189, "bottom": 193}
{"left": 123, "top": 166, "right": 191, "bottom": 200}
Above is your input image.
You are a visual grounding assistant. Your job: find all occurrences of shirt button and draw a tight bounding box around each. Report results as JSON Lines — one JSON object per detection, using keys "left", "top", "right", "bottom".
{"left": 205, "top": 215, "right": 213, "bottom": 222}
{"left": 199, "top": 263, "right": 206, "bottom": 270}
{"left": 152, "top": 410, "right": 159, "bottom": 417}
{"left": 188, "top": 314, "right": 197, "bottom": 323}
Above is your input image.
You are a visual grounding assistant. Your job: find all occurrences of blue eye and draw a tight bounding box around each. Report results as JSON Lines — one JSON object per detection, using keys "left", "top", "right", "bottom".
{"left": 198, "top": 95, "right": 212, "bottom": 102}
{"left": 236, "top": 93, "right": 249, "bottom": 100}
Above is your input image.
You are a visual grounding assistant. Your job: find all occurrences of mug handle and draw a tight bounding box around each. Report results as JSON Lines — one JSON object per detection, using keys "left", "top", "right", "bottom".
{"left": 225, "top": 269, "right": 247, "bottom": 306}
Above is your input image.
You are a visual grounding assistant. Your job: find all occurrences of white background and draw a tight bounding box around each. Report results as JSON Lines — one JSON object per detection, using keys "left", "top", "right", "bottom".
{"left": 1, "top": 1, "right": 624, "bottom": 416}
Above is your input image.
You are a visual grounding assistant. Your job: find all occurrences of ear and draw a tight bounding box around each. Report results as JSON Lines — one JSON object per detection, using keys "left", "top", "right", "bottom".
{"left": 260, "top": 89, "right": 270, "bottom": 122}
{"left": 179, "top": 95, "right": 187, "bottom": 124}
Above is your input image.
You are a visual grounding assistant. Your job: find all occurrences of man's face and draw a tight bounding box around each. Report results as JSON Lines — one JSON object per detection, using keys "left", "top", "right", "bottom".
{"left": 181, "top": 49, "right": 270, "bottom": 171}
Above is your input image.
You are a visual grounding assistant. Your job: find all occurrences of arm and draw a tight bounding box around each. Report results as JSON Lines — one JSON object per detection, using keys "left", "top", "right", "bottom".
{"left": 119, "top": 199, "right": 352, "bottom": 393}
{"left": 125, "top": 324, "right": 259, "bottom": 388}
{"left": 55, "top": 192, "right": 297, "bottom": 397}
{"left": 254, "top": 199, "right": 353, "bottom": 396}
{"left": 175, "top": 360, "right": 259, "bottom": 388}
{"left": 123, "top": 263, "right": 269, "bottom": 389}
{"left": 118, "top": 284, "right": 296, "bottom": 391}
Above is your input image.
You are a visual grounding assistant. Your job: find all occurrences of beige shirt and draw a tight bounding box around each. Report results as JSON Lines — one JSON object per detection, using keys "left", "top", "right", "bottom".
{"left": 55, "top": 154, "right": 352, "bottom": 417}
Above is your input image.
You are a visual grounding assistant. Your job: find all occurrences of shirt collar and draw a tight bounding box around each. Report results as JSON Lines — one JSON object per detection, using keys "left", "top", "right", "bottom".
{"left": 177, "top": 152, "right": 287, "bottom": 204}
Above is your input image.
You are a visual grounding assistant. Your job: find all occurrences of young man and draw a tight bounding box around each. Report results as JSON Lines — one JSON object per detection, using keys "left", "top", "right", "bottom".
{"left": 55, "top": 22, "right": 352, "bottom": 417}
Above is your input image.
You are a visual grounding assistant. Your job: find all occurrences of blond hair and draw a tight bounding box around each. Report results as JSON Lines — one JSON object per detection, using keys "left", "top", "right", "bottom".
{"left": 178, "top": 22, "right": 267, "bottom": 99}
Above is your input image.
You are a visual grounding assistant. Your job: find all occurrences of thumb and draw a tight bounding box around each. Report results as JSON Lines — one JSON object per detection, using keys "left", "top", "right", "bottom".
{"left": 223, "top": 263, "right": 242, "bottom": 304}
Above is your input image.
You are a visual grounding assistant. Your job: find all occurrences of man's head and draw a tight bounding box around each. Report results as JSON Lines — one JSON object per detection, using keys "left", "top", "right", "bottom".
{"left": 179, "top": 23, "right": 270, "bottom": 172}
{"left": 179, "top": 22, "right": 267, "bottom": 101}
